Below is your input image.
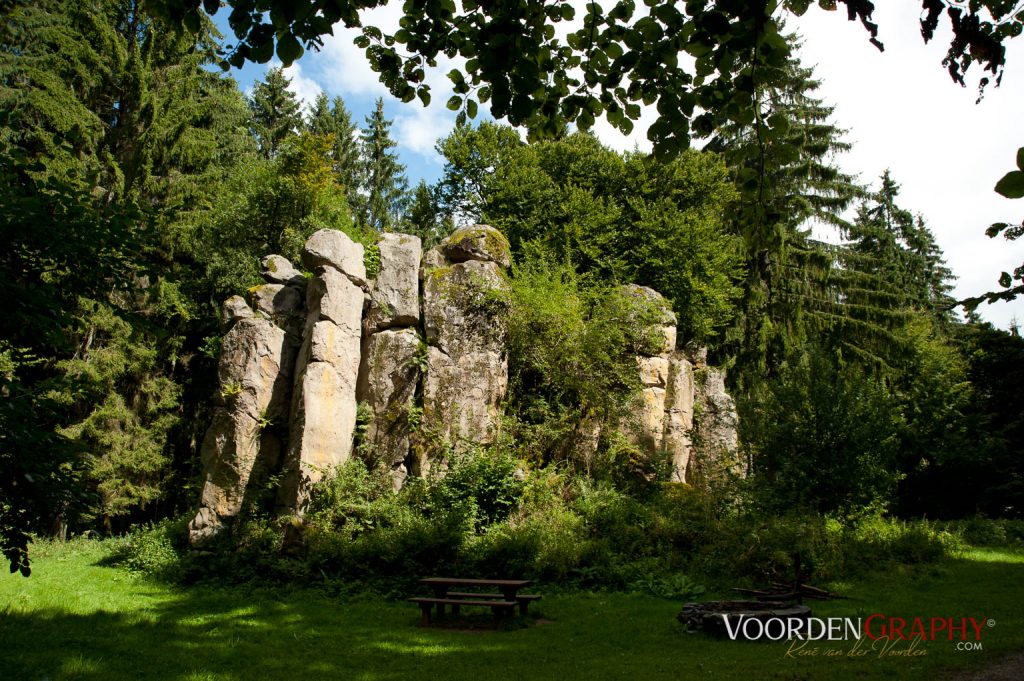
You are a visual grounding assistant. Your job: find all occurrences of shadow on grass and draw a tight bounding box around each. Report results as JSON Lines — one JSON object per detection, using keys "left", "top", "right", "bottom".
{"left": 0, "top": 583, "right": 531, "bottom": 681}
{"left": 5, "top": 545, "right": 1024, "bottom": 681}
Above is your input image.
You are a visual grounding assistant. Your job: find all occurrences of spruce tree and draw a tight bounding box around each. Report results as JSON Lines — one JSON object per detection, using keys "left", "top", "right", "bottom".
{"left": 360, "top": 98, "right": 407, "bottom": 231}
{"left": 709, "top": 34, "right": 863, "bottom": 384}
{"left": 0, "top": 0, "right": 267, "bottom": 565}
{"left": 404, "top": 179, "right": 443, "bottom": 246}
{"left": 843, "top": 172, "right": 957, "bottom": 328}
{"left": 307, "top": 92, "right": 361, "bottom": 209}
{"left": 249, "top": 67, "right": 302, "bottom": 159}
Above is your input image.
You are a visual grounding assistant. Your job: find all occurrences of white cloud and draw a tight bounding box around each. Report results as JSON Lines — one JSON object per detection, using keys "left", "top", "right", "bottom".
{"left": 306, "top": 5, "right": 464, "bottom": 162}
{"left": 590, "top": 106, "right": 658, "bottom": 154}
{"left": 315, "top": 4, "right": 403, "bottom": 97}
{"left": 393, "top": 105, "right": 453, "bottom": 161}
{"left": 280, "top": 62, "right": 322, "bottom": 113}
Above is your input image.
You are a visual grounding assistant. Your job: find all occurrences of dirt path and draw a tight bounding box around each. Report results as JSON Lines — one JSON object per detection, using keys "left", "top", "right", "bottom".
{"left": 950, "top": 650, "right": 1024, "bottom": 680}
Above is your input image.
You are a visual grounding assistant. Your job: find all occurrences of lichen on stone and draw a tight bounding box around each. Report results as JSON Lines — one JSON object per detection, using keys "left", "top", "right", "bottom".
{"left": 443, "top": 226, "right": 512, "bottom": 267}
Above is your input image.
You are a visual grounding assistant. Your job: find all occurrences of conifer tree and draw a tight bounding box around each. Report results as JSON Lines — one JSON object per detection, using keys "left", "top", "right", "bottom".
{"left": 0, "top": 0, "right": 266, "bottom": 567}
{"left": 404, "top": 179, "right": 444, "bottom": 246}
{"left": 307, "top": 92, "right": 332, "bottom": 137}
{"left": 307, "top": 92, "right": 362, "bottom": 209}
{"left": 710, "top": 34, "right": 863, "bottom": 384}
{"left": 847, "top": 171, "right": 956, "bottom": 322}
{"left": 359, "top": 98, "right": 408, "bottom": 231}
{"left": 824, "top": 172, "right": 959, "bottom": 370}
{"left": 249, "top": 67, "right": 302, "bottom": 159}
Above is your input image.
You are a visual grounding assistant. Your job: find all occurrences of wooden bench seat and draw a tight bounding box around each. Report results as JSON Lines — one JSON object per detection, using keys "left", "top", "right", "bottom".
{"left": 409, "top": 597, "right": 517, "bottom": 626}
{"left": 445, "top": 592, "right": 542, "bottom": 615}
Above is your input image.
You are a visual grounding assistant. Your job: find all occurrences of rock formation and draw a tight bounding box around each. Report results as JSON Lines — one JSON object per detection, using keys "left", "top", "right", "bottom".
{"left": 619, "top": 285, "right": 701, "bottom": 483}
{"left": 188, "top": 295, "right": 299, "bottom": 544}
{"left": 421, "top": 226, "right": 511, "bottom": 463}
{"left": 277, "top": 232, "right": 367, "bottom": 511}
{"left": 692, "top": 366, "right": 743, "bottom": 481}
{"left": 663, "top": 356, "right": 696, "bottom": 483}
{"left": 189, "top": 225, "right": 739, "bottom": 544}
{"left": 357, "top": 233, "right": 424, "bottom": 489}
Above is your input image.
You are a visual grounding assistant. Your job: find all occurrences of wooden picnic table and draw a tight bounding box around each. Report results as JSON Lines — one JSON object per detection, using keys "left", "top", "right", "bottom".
{"left": 411, "top": 577, "right": 541, "bottom": 626}
{"left": 419, "top": 577, "right": 532, "bottom": 600}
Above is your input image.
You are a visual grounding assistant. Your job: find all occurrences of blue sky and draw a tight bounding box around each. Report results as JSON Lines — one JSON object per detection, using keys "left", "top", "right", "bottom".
{"left": 214, "top": 9, "right": 455, "bottom": 186}
{"left": 215, "top": 5, "right": 1024, "bottom": 330}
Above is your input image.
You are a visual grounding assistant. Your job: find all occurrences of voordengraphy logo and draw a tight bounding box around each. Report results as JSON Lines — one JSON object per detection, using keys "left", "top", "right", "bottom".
{"left": 862, "top": 614, "right": 988, "bottom": 642}
{"left": 717, "top": 613, "right": 992, "bottom": 658}
{"left": 723, "top": 616, "right": 862, "bottom": 642}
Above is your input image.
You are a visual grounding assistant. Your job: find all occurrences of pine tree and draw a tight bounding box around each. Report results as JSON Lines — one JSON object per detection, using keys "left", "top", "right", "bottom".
{"left": 360, "top": 98, "right": 407, "bottom": 231}
{"left": 307, "top": 92, "right": 361, "bottom": 209}
{"left": 249, "top": 67, "right": 301, "bottom": 159}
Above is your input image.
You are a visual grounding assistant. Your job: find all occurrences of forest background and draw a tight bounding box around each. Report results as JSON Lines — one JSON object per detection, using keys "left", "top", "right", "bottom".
{"left": 2, "top": 0, "right": 1024, "bottom": 591}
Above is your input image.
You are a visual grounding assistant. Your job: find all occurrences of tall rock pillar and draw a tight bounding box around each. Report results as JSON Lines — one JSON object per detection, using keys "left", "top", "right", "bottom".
{"left": 187, "top": 257, "right": 305, "bottom": 545}
{"left": 356, "top": 233, "right": 424, "bottom": 490}
{"left": 278, "top": 229, "right": 367, "bottom": 511}
{"left": 420, "top": 225, "right": 512, "bottom": 470}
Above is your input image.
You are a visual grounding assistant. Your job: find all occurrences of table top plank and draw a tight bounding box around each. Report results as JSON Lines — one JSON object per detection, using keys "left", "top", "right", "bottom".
{"left": 419, "top": 577, "right": 531, "bottom": 588}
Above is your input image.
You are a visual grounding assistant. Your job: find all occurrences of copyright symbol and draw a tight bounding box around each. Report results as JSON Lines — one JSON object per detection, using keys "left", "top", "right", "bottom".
{"left": 988, "top": 619, "right": 996, "bottom": 628}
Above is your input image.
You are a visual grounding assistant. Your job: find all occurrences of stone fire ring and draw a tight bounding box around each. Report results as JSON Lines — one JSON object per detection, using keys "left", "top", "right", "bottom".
{"left": 677, "top": 600, "right": 812, "bottom": 640}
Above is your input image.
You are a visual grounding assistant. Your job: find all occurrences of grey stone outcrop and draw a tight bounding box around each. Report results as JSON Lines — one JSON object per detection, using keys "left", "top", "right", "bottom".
{"left": 261, "top": 254, "right": 306, "bottom": 286}
{"left": 664, "top": 356, "right": 695, "bottom": 483}
{"left": 278, "top": 237, "right": 365, "bottom": 511}
{"left": 222, "top": 295, "right": 253, "bottom": 327}
{"left": 693, "top": 366, "right": 743, "bottom": 482}
{"left": 421, "top": 229, "right": 511, "bottom": 461}
{"left": 356, "top": 327, "right": 422, "bottom": 489}
{"left": 365, "top": 233, "right": 421, "bottom": 332}
{"left": 189, "top": 290, "right": 299, "bottom": 545}
{"left": 302, "top": 228, "right": 368, "bottom": 288}
{"left": 189, "top": 225, "right": 740, "bottom": 545}
{"left": 621, "top": 285, "right": 729, "bottom": 485}
{"left": 250, "top": 284, "right": 303, "bottom": 327}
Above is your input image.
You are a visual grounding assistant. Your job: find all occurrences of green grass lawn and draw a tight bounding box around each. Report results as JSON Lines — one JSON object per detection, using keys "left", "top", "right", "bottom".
{"left": 2, "top": 541, "right": 1023, "bottom": 681}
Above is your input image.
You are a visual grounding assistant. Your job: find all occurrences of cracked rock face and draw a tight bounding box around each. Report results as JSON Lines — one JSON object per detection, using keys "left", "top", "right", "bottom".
{"left": 622, "top": 286, "right": 713, "bottom": 485}
{"left": 190, "top": 226, "right": 742, "bottom": 544}
{"left": 278, "top": 248, "right": 365, "bottom": 512}
{"left": 664, "top": 356, "right": 695, "bottom": 483}
{"left": 365, "top": 233, "right": 421, "bottom": 332}
{"left": 421, "top": 230, "right": 510, "bottom": 459}
{"left": 693, "top": 366, "right": 742, "bottom": 482}
{"left": 188, "top": 317, "right": 294, "bottom": 545}
{"left": 423, "top": 346, "right": 508, "bottom": 449}
{"left": 423, "top": 260, "right": 509, "bottom": 357}
{"left": 357, "top": 327, "right": 422, "bottom": 488}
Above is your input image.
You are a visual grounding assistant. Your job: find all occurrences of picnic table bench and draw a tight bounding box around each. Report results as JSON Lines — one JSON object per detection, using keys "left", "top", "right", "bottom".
{"left": 410, "top": 577, "right": 542, "bottom": 626}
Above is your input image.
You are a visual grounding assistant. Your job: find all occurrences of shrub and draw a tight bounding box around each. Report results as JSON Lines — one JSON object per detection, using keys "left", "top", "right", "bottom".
{"left": 740, "top": 349, "right": 903, "bottom": 518}
{"left": 936, "top": 518, "right": 1024, "bottom": 547}
{"left": 502, "top": 250, "right": 665, "bottom": 470}
{"left": 428, "top": 447, "right": 525, "bottom": 530}
{"left": 105, "top": 517, "right": 189, "bottom": 580}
